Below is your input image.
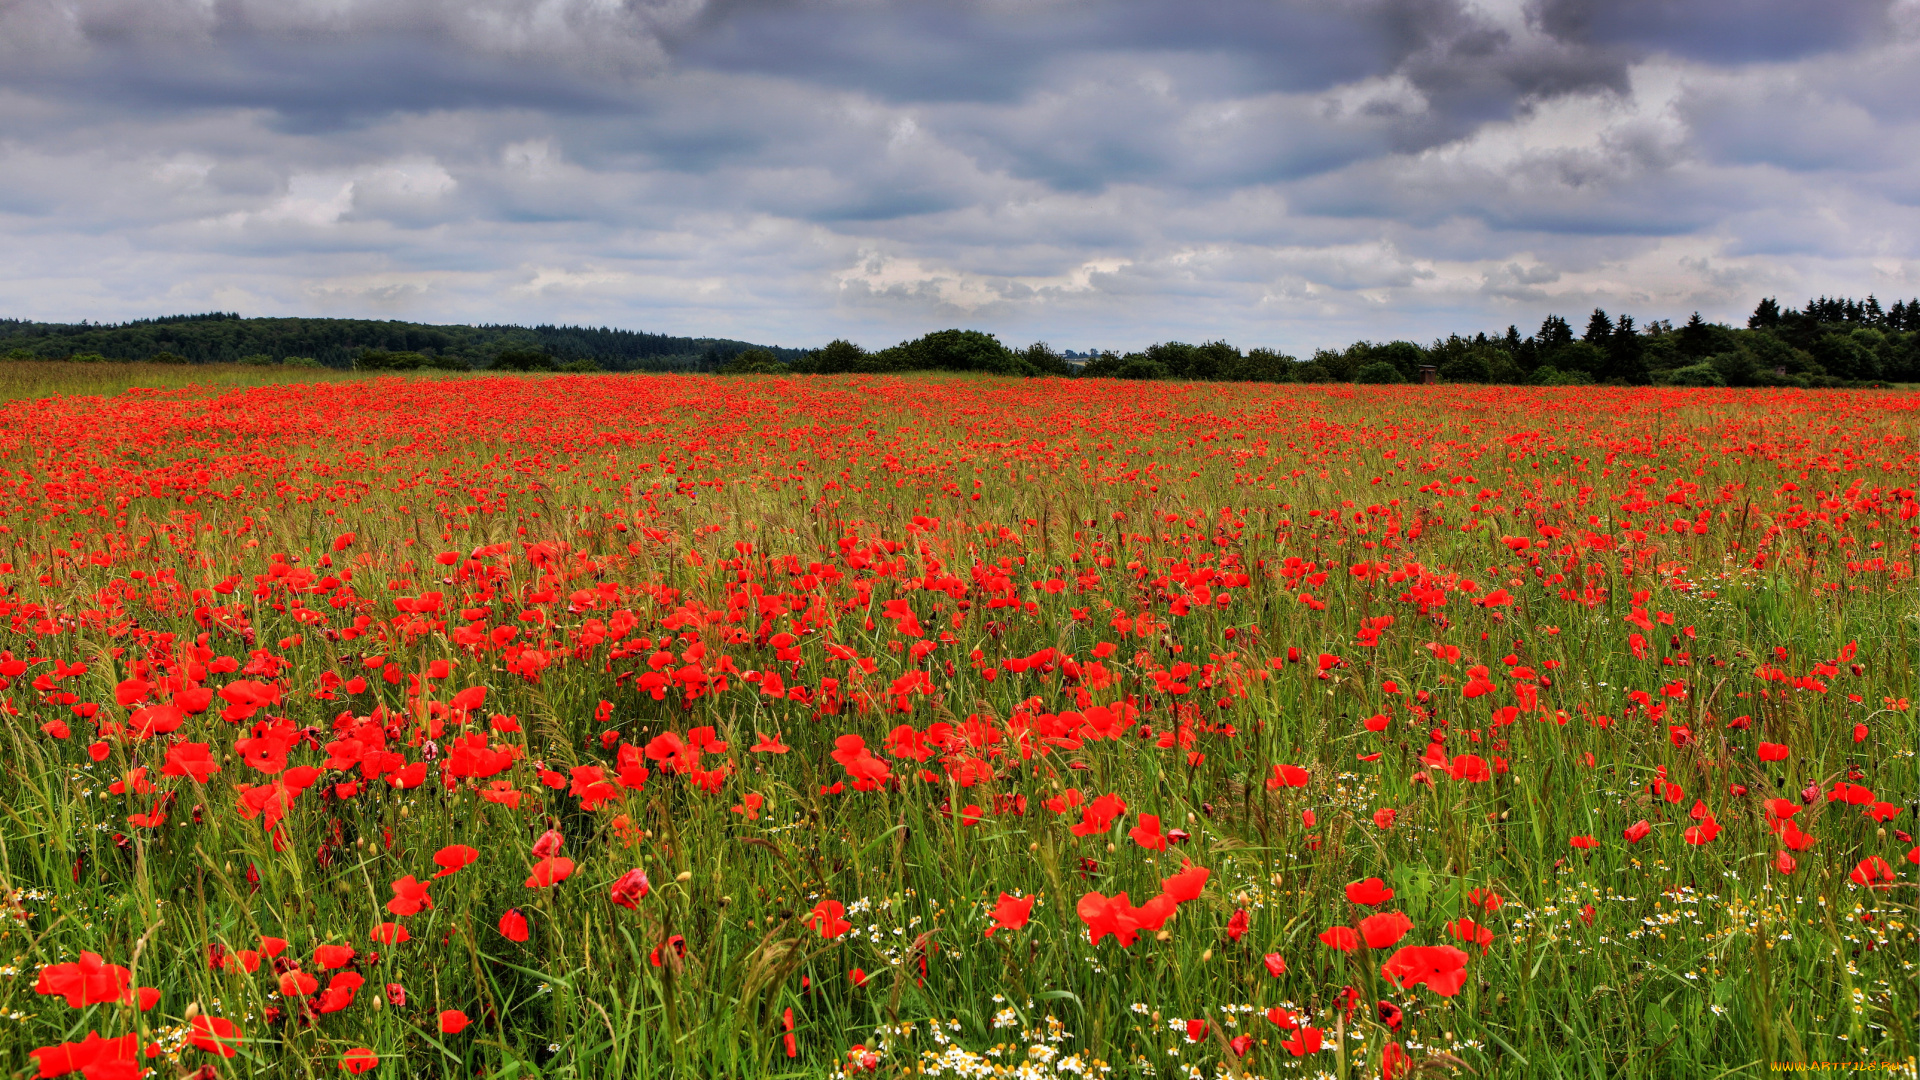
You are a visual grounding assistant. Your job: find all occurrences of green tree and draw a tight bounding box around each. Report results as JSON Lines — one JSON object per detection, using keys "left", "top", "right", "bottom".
{"left": 1665, "top": 363, "right": 1725, "bottom": 387}
{"left": 1537, "top": 315, "right": 1574, "bottom": 350}
{"left": 1020, "top": 342, "right": 1073, "bottom": 376}
{"left": 1354, "top": 361, "right": 1403, "bottom": 384}
{"left": 1602, "top": 315, "right": 1650, "bottom": 384}
{"left": 1582, "top": 309, "right": 1613, "bottom": 345}
{"left": 719, "top": 348, "right": 783, "bottom": 374}
{"left": 1436, "top": 350, "right": 1491, "bottom": 383}
{"left": 492, "top": 349, "right": 555, "bottom": 372}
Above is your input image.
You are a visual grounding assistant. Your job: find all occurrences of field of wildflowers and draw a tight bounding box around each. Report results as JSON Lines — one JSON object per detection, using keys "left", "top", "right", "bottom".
{"left": 0, "top": 372, "right": 1914, "bottom": 1079}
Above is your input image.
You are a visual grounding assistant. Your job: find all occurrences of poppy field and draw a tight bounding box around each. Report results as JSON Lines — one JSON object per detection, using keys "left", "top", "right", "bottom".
{"left": 0, "top": 372, "right": 1915, "bottom": 1080}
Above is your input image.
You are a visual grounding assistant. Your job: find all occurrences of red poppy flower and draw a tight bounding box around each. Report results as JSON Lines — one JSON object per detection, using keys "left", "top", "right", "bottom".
{"left": 609, "top": 869, "right": 651, "bottom": 910}
{"left": 525, "top": 857, "right": 575, "bottom": 888}
{"left": 1622, "top": 820, "right": 1652, "bottom": 843}
{"left": 278, "top": 970, "right": 319, "bottom": 997}
{"left": 1281, "top": 1026, "right": 1323, "bottom": 1056}
{"left": 986, "top": 893, "right": 1035, "bottom": 937}
{"left": 1358, "top": 911, "right": 1414, "bottom": 949}
{"left": 439, "top": 1010, "right": 470, "bottom": 1035}
{"left": 1447, "top": 754, "right": 1491, "bottom": 782}
{"left": 498, "top": 909, "right": 530, "bottom": 942}
{"left": 1345, "top": 877, "right": 1394, "bottom": 906}
{"left": 387, "top": 875, "right": 434, "bottom": 915}
{"left": 30, "top": 1032, "right": 140, "bottom": 1079}
{"left": 808, "top": 900, "right": 852, "bottom": 939}
{"left": 1160, "top": 864, "right": 1210, "bottom": 903}
{"left": 370, "top": 923, "right": 410, "bottom": 944}
{"left": 188, "top": 1015, "right": 242, "bottom": 1057}
{"left": 34, "top": 952, "right": 132, "bottom": 1008}
{"left": 1569, "top": 835, "right": 1598, "bottom": 849}
{"left": 1127, "top": 813, "right": 1169, "bottom": 851}
{"left": 340, "top": 1048, "right": 379, "bottom": 1074}
{"left": 1446, "top": 917, "right": 1495, "bottom": 953}
{"left": 1850, "top": 856, "right": 1896, "bottom": 889}
{"left": 1318, "top": 926, "right": 1359, "bottom": 952}
{"left": 1226, "top": 908, "right": 1250, "bottom": 942}
{"left": 649, "top": 935, "right": 688, "bottom": 967}
{"left": 1262, "top": 952, "right": 1287, "bottom": 977}
{"left": 1380, "top": 944, "right": 1470, "bottom": 997}
{"left": 1683, "top": 815, "right": 1721, "bottom": 845}
{"left": 313, "top": 944, "right": 356, "bottom": 970}
{"left": 1076, "top": 891, "right": 1143, "bottom": 947}
{"left": 432, "top": 844, "right": 480, "bottom": 878}
{"left": 1266, "top": 763, "right": 1310, "bottom": 789}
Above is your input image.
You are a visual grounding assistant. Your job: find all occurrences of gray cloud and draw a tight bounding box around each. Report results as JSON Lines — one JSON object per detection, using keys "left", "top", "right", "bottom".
{"left": 0, "top": 0, "right": 1917, "bottom": 352}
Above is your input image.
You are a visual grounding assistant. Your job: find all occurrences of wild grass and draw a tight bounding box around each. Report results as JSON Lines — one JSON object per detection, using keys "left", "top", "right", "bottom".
{"left": 0, "top": 374, "right": 1913, "bottom": 1080}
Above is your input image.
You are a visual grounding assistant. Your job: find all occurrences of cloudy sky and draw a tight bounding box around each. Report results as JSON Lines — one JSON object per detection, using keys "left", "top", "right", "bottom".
{"left": 2, "top": 0, "right": 1918, "bottom": 354}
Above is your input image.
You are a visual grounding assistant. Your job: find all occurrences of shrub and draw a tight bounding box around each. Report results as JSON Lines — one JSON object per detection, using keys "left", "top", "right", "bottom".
{"left": 1664, "top": 363, "right": 1726, "bottom": 387}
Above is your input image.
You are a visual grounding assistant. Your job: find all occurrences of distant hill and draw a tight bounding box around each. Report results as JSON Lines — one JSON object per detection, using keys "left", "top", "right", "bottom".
{"left": 0, "top": 313, "right": 807, "bottom": 372}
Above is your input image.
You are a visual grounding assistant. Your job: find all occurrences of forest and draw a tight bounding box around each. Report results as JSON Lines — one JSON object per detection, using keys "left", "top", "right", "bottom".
{"left": 4, "top": 295, "right": 1917, "bottom": 386}
{"left": 0, "top": 313, "right": 804, "bottom": 372}
{"left": 780, "top": 296, "right": 1920, "bottom": 387}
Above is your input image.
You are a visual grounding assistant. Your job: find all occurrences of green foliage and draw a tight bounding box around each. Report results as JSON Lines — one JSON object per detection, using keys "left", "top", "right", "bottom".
{"left": 1664, "top": 362, "right": 1726, "bottom": 387}
{"left": 490, "top": 349, "right": 555, "bottom": 373}
{"left": 1019, "top": 342, "right": 1074, "bottom": 376}
{"left": 358, "top": 349, "right": 472, "bottom": 372}
{"left": 1436, "top": 350, "right": 1491, "bottom": 383}
{"left": 718, "top": 348, "right": 784, "bottom": 375}
{"left": 1530, "top": 366, "right": 1594, "bottom": 386}
{"left": 1354, "top": 360, "right": 1404, "bottom": 384}
{"left": 1292, "top": 359, "right": 1332, "bottom": 383}
{"left": 282, "top": 356, "right": 323, "bottom": 368}
{"left": 1235, "top": 347, "right": 1297, "bottom": 382}
{"left": 236, "top": 353, "right": 275, "bottom": 366}
{"left": 0, "top": 312, "right": 798, "bottom": 371}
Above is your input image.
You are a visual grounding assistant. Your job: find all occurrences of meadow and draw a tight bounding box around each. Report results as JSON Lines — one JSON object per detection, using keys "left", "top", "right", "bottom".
{"left": 0, "top": 369, "right": 1914, "bottom": 1080}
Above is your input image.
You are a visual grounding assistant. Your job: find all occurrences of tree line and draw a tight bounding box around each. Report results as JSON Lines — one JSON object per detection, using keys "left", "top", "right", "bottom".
{"left": 4, "top": 295, "right": 1916, "bottom": 386}
{"left": 761, "top": 296, "right": 1918, "bottom": 387}
{"left": 0, "top": 313, "right": 804, "bottom": 373}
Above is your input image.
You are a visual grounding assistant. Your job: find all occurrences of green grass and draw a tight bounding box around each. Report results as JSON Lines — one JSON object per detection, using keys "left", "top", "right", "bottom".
{"left": 0, "top": 374, "right": 1913, "bottom": 1080}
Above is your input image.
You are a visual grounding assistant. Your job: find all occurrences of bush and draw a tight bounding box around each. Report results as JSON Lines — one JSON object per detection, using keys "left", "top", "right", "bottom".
{"left": 491, "top": 349, "right": 555, "bottom": 372}
{"left": 719, "top": 349, "right": 783, "bottom": 375}
{"left": 283, "top": 356, "right": 324, "bottom": 368}
{"left": 1528, "top": 366, "right": 1593, "bottom": 386}
{"left": 1235, "top": 348, "right": 1296, "bottom": 382}
{"left": 1354, "top": 361, "right": 1404, "bottom": 384}
{"left": 1020, "top": 342, "right": 1074, "bottom": 377}
{"left": 1114, "top": 356, "right": 1168, "bottom": 380}
{"left": 1436, "top": 351, "right": 1491, "bottom": 383}
{"left": 1664, "top": 363, "right": 1726, "bottom": 387}
{"left": 560, "top": 358, "right": 603, "bottom": 373}
{"left": 149, "top": 351, "right": 189, "bottom": 365}
{"left": 64, "top": 353, "right": 109, "bottom": 364}
{"left": 1291, "top": 361, "right": 1331, "bottom": 383}
{"left": 236, "top": 354, "right": 275, "bottom": 366}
